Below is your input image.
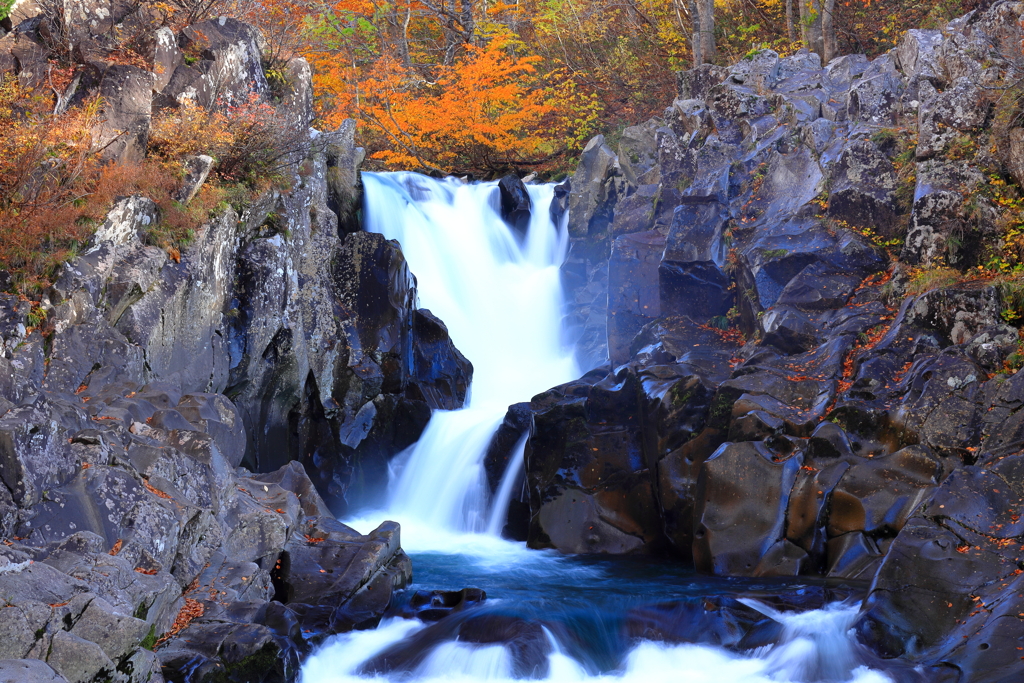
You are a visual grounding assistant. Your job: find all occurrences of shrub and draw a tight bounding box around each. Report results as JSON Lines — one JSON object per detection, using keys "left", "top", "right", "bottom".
{"left": 0, "top": 78, "right": 272, "bottom": 293}
{"left": 149, "top": 94, "right": 307, "bottom": 185}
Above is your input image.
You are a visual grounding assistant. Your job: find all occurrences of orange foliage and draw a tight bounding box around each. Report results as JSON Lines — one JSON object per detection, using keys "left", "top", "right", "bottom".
{"left": 334, "top": 36, "right": 597, "bottom": 173}
{"left": 0, "top": 77, "right": 284, "bottom": 293}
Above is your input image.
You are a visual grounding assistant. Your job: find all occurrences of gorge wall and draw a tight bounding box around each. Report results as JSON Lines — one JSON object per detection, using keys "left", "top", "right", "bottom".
{"left": 3, "top": 0, "right": 1024, "bottom": 681}
{"left": 507, "top": 3, "right": 1024, "bottom": 680}
{"left": 0, "top": 6, "right": 471, "bottom": 682}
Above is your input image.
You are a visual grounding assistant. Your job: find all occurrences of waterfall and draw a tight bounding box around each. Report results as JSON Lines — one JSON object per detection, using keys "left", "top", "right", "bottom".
{"left": 304, "top": 173, "right": 893, "bottom": 683}
{"left": 359, "top": 172, "right": 578, "bottom": 537}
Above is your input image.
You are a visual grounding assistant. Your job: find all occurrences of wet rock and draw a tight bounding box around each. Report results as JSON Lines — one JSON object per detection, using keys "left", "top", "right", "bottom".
{"left": 407, "top": 310, "right": 472, "bottom": 410}
{"left": 607, "top": 230, "right": 665, "bottom": 366}
{"left": 361, "top": 612, "right": 551, "bottom": 679}
{"left": 549, "top": 178, "right": 570, "bottom": 225}
{"left": 659, "top": 199, "right": 731, "bottom": 321}
{"left": 393, "top": 588, "right": 487, "bottom": 622}
{"left": 623, "top": 596, "right": 771, "bottom": 649}
{"left": 858, "top": 464, "right": 1024, "bottom": 658}
{"left": 483, "top": 402, "right": 532, "bottom": 495}
{"left": 526, "top": 368, "right": 663, "bottom": 554}
{"left": 273, "top": 518, "right": 408, "bottom": 609}
{"left": 693, "top": 441, "right": 802, "bottom": 576}
{"left": 497, "top": 175, "right": 532, "bottom": 238}
{"left": 157, "top": 622, "right": 283, "bottom": 683}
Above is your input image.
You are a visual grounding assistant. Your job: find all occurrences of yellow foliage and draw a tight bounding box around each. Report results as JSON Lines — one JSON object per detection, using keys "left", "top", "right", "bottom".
{"left": 342, "top": 36, "right": 599, "bottom": 174}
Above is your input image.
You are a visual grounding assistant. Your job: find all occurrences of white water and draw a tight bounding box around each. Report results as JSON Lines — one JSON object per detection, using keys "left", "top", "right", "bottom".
{"left": 300, "top": 172, "right": 892, "bottom": 683}
{"left": 360, "top": 172, "right": 577, "bottom": 534}
{"left": 302, "top": 604, "right": 892, "bottom": 683}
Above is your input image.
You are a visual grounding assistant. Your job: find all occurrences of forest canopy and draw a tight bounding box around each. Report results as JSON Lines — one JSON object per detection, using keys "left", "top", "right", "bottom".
{"left": 228, "top": 0, "right": 979, "bottom": 176}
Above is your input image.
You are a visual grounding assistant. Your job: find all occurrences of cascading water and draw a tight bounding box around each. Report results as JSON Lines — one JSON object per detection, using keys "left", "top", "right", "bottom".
{"left": 300, "top": 172, "right": 894, "bottom": 683}
{"left": 356, "top": 171, "right": 578, "bottom": 537}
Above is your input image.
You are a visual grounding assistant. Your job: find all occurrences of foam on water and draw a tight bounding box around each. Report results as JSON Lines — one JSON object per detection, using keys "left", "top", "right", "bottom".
{"left": 301, "top": 607, "right": 891, "bottom": 683}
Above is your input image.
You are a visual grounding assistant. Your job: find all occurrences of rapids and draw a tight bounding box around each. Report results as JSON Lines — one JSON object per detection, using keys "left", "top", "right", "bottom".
{"left": 299, "top": 172, "right": 893, "bottom": 683}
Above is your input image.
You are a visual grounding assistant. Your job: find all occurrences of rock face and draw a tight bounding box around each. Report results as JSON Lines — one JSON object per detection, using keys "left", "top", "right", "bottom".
{"left": 526, "top": 5, "right": 1024, "bottom": 680}
{"left": 0, "top": 10, "right": 471, "bottom": 683}
{"left": 0, "top": 385, "right": 411, "bottom": 683}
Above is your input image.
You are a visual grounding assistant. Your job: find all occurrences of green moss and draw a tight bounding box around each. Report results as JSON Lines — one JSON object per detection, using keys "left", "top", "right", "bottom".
{"left": 207, "top": 643, "right": 281, "bottom": 683}
{"left": 139, "top": 624, "right": 158, "bottom": 651}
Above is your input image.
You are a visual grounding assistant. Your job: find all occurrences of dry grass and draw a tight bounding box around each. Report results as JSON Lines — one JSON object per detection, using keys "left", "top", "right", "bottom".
{"left": 0, "top": 74, "right": 302, "bottom": 294}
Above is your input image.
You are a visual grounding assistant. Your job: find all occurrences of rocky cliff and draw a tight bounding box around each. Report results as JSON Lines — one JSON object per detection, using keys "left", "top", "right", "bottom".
{"left": 0, "top": 4, "right": 472, "bottom": 682}
{"left": 513, "top": 3, "right": 1024, "bottom": 679}
{"left": 5, "top": 0, "right": 1024, "bottom": 680}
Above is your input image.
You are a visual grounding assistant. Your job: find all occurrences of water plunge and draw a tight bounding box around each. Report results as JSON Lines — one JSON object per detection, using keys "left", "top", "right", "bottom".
{"left": 301, "top": 172, "right": 891, "bottom": 683}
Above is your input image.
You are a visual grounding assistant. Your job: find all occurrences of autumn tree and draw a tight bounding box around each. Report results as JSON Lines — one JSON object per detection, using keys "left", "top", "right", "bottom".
{"left": 331, "top": 34, "right": 598, "bottom": 173}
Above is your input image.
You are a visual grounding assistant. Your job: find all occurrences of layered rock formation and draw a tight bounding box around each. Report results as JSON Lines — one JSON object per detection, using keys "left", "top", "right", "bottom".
{"left": 513, "top": 3, "right": 1024, "bottom": 679}
{"left": 0, "top": 5, "right": 472, "bottom": 682}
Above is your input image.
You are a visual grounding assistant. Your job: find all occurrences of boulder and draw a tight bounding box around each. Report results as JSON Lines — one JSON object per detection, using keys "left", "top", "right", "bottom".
{"left": 173, "top": 155, "right": 213, "bottom": 206}
{"left": 160, "top": 17, "right": 269, "bottom": 108}
{"left": 93, "top": 65, "right": 154, "bottom": 165}
{"left": 567, "top": 135, "right": 624, "bottom": 237}
{"left": 0, "top": 660, "right": 70, "bottom": 683}
{"left": 497, "top": 175, "right": 532, "bottom": 239}
{"left": 693, "top": 441, "right": 802, "bottom": 576}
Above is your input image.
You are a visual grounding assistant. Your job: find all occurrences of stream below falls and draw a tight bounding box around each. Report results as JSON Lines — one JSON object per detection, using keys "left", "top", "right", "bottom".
{"left": 297, "top": 172, "right": 899, "bottom": 683}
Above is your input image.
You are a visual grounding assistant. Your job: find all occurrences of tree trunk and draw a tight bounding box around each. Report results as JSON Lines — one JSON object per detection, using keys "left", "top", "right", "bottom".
{"left": 799, "top": 0, "right": 824, "bottom": 61}
{"left": 822, "top": 0, "right": 836, "bottom": 63}
{"left": 695, "top": 0, "right": 715, "bottom": 64}
{"left": 786, "top": 0, "right": 796, "bottom": 43}
{"left": 689, "top": 0, "right": 702, "bottom": 66}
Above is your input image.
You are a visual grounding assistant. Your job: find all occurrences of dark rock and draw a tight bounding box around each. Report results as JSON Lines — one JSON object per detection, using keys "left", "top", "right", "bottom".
{"left": 659, "top": 200, "right": 731, "bottom": 321}
{"left": 273, "top": 518, "right": 408, "bottom": 608}
{"left": 693, "top": 441, "right": 802, "bottom": 576}
{"left": 623, "top": 596, "right": 771, "bottom": 648}
{"left": 526, "top": 368, "right": 663, "bottom": 554}
{"left": 608, "top": 230, "right": 665, "bottom": 366}
{"left": 361, "top": 612, "right": 551, "bottom": 679}
{"left": 549, "top": 178, "right": 571, "bottom": 225}
{"left": 407, "top": 309, "right": 472, "bottom": 410}
{"left": 483, "top": 402, "right": 532, "bottom": 495}
{"left": 393, "top": 588, "right": 487, "bottom": 622}
{"left": 497, "top": 175, "right": 532, "bottom": 238}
